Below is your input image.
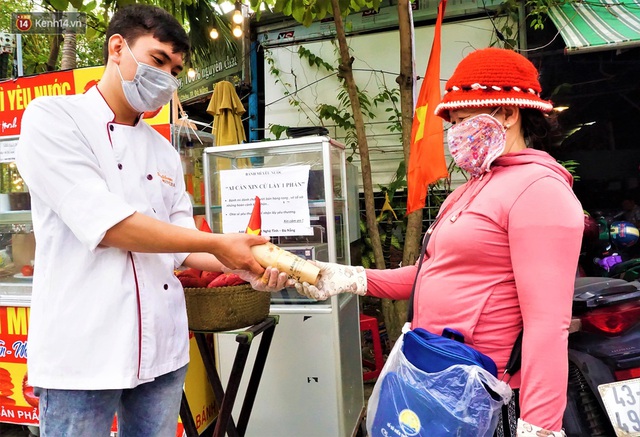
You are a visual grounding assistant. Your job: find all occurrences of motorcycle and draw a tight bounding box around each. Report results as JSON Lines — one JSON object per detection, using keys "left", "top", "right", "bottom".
{"left": 563, "top": 277, "right": 640, "bottom": 437}
{"left": 580, "top": 214, "right": 640, "bottom": 281}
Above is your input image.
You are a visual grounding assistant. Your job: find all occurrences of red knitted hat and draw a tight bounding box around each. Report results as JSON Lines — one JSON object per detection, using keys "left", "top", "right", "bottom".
{"left": 434, "top": 48, "right": 553, "bottom": 121}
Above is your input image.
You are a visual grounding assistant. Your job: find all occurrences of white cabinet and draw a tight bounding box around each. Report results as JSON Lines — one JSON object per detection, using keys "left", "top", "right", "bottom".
{"left": 203, "top": 136, "right": 364, "bottom": 437}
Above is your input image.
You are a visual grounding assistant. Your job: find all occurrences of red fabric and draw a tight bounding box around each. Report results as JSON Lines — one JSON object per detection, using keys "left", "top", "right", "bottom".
{"left": 434, "top": 48, "right": 553, "bottom": 121}
{"left": 406, "top": 0, "right": 449, "bottom": 215}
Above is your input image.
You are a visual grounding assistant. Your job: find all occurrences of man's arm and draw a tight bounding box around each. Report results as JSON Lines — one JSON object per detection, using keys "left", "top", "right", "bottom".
{"left": 182, "top": 253, "right": 223, "bottom": 272}
{"left": 102, "top": 212, "right": 267, "bottom": 274}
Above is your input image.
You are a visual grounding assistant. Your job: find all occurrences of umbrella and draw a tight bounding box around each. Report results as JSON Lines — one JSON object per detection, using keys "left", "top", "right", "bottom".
{"left": 206, "top": 80, "right": 246, "bottom": 146}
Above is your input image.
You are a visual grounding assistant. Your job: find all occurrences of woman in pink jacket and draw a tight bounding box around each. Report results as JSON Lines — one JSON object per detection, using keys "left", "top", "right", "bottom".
{"left": 295, "top": 48, "right": 584, "bottom": 436}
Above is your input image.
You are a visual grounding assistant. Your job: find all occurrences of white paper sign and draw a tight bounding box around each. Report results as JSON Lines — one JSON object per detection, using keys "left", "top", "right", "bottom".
{"left": 220, "top": 165, "right": 313, "bottom": 236}
{"left": 0, "top": 138, "right": 19, "bottom": 163}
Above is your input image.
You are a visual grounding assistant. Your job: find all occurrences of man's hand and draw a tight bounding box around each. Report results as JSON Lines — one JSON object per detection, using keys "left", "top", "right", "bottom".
{"left": 213, "top": 234, "right": 268, "bottom": 275}
{"left": 223, "top": 266, "right": 294, "bottom": 292}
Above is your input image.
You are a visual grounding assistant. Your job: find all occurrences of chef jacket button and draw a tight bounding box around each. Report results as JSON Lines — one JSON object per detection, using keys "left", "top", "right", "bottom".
{"left": 147, "top": 174, "right": 153, "bottom": 180}
{"left": 109, "top": 125, "right": 114, "bottom": 131}
{"left": 152, "top": 208, "right": 156, "bottom": 213}
{"left": 117, "top": 163, "right": 123, "bottom": 170}
{"left": 163, "top": 284, "right": 169, "bottom": 290}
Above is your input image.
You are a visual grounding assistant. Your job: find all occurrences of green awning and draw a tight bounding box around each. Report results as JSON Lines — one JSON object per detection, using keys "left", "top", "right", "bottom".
{"left": 548, "top": 0, "right": 640, "bottom": 54}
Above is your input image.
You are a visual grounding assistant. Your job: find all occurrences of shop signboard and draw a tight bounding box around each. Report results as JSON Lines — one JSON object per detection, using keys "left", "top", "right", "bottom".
{"left": 177, "top": 55, "right": 242, "bottom": 103}
{"left": 0, "top": 307, "right": 216, "bottom": 435}
{"left": 257, "top": 0, "right": 502, "bottom": 47}
{"left": 0, "top": 306, "right": 36, "bottom": 425}
{"left": 0, "top": 66, "right": 170, "bottom": 143}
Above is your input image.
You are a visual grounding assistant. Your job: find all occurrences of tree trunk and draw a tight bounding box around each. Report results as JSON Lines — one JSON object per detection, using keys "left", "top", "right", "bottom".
{"left": 46, "top": 11, "right": 64, "bottom": 71}
{"left": 60, "top": 31, "right": 77, "bottom": 70}
{"left": 378, "top": 0, "right": 420, "bottom": 342}
{"left": 46, "top": 34, "right": 62, "bottom": 71}
{"left": 329, "top": 0, "right": 385, "bottom": 271}
{"left": 397, "top": 0, "right": 422, "bottom": 269}
{"left": 60, "top": 5, "right": 78, "bottom": 71}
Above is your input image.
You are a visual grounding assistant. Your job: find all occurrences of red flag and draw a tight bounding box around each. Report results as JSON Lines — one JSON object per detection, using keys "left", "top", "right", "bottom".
{"left": 245, "top": 196, "right": 261, "bottom": 235}
{"left": 198, "top": 216, "right": 213, "bottom": 233}
{"left": 193, "top": 214, "right": 213, "bottom": 233}
{"left": 407, "top": 0, "right": 449, "bottom": 215}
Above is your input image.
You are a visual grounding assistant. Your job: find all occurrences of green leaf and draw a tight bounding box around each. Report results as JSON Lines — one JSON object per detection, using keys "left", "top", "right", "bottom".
{"left": 269, "top": 124, "right": 289, "bottom": 140}
{"left": 315, "top": 0, "right": 328, "bottom": 20}
{"left": 302, "top": 9, "right": 314, "bottom": 26}
{"left": 48, "top": 0, "right": 69, "bottom": 11}
{"left": 291, "top": 0, "right": 306, "bottom": 22}
{"left": 80, "top": 0, "right": 97, "bottom": 12}
{"left": 274, "top": 0, "right": 290, "bottom": 15}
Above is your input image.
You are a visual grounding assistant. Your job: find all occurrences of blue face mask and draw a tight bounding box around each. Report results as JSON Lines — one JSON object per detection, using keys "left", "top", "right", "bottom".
{"left": 116, "top": 40, "right": 179, "bottom": 113}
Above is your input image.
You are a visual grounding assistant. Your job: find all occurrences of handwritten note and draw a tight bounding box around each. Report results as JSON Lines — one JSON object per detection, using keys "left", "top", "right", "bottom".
{"left": 220, "top": 165, "right": 313, "bottom": 236}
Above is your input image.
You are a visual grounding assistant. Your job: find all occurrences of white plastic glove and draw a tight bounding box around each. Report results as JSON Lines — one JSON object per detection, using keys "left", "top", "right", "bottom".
{"left": 222, "top": 266, "right": 293, "bottom": 292}
{"left": 517, "top": 419, "right": 566, "bottom": 436}
{"left": 293, "top": 260, "right": 367, "bottom": 300}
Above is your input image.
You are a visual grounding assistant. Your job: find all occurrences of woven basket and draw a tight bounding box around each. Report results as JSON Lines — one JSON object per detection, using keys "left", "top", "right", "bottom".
{"left": 184, "top": 284, "right": 270, "bottom": 332}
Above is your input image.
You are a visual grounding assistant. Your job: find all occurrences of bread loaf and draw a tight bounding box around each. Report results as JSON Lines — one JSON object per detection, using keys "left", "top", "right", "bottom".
{"left": 251, "top": 242, "right": 320, "bottom": 285}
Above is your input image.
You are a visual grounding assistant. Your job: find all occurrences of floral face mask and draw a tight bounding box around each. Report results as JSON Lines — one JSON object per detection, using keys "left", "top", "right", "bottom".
{"left": 447, "top": 109, "right": 506, "bottom": 178}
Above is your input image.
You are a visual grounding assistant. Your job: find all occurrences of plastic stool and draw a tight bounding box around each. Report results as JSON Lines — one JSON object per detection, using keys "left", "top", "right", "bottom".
{"left": 360, "top": 314, "right": 384, "bottom": 381}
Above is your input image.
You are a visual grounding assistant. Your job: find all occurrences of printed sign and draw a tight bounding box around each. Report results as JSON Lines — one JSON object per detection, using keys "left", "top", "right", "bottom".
{"left": 0, "top": 306, "right": 38, "bottom": 426}
{"left": 0, "top": 307, "right": 216, "bottom": 435}
{"left": 220, "top": 165, "right": 313, "bottom": 236}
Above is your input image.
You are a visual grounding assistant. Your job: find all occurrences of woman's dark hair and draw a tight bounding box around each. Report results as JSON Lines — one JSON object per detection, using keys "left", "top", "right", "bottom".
{"left": 102, "top": 5, "right": 190, "bottom": 64}
{"left": 520, "top": 108, "right": 553, "bottom": 151}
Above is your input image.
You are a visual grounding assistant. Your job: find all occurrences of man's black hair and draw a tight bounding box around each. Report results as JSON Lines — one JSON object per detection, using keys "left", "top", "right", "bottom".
{"left": 103, "top": 5, "right": 190, "bottom": 64}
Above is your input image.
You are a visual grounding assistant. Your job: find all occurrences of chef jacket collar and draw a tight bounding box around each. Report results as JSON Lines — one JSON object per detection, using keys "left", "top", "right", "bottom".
{"left": 87, "top": 85, "right": 143, "bottom": 126}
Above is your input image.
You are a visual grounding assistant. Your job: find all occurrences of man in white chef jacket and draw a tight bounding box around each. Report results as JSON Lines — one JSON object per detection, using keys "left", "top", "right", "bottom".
{"left": 15, "top": 5, "right": 286, "bottom": 436}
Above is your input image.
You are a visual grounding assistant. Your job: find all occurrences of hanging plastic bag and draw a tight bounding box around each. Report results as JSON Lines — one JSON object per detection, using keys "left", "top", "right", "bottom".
{"left": 366, "top": 327, "right": 512, "bottom": 437}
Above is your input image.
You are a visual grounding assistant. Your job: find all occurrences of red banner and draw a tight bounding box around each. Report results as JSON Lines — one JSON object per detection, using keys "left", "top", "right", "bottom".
{"left": 0, "top": 67, "right": 171, "bottom": 141}
{"left": 0, "top": 71, "right": 76, "bottom": 138}
{"left": 0, "top": 306, "right": 212, "bottom": 435}
{"left": 0, "top": 306, "right": 38, "bottom": 425}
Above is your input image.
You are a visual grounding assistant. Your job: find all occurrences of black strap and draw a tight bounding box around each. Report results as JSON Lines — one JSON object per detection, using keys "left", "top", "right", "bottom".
{"left": 504, "top": 330, "right": 523, "bottom": 377}
{"left": 405, "top": 229, "right": 523, "bottom": 377}
{"left": 407, "top": 231, "right": 430, "bottom": 323}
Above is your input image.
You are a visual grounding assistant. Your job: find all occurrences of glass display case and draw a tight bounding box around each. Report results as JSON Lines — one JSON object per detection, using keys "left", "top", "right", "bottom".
{"left": 173, "top": 126, "right": 216, "bottom": 210}
{"left": 0, "top": 211, "right": 34, "bottom": 306}
{"left": 204, "top": 136, "right": 364, "bottom": 437}
{"left": 0, "top": 208, "right": 36, "bottom": 431}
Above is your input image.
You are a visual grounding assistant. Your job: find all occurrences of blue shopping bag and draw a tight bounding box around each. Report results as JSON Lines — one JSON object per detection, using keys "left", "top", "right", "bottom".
{"left": 403, "top": 327, "right": 498, "bottom": 377}
{"left": 366, "top": 331, "right": 511, "bottom": 437}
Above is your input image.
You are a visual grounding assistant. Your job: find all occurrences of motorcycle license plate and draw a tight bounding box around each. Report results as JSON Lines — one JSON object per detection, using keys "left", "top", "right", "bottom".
{"left": 598, "top": 378, "right": 640, "bottom": 436}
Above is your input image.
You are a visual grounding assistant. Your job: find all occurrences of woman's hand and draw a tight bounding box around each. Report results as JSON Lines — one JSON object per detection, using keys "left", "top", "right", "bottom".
{"left": 223, "top": 266, "right": 293, "bottom": 292}
{"left": 517, "top": 419, "right": 566, "bottom": 436}
{"left": 293, "top": 260, "right": 367, "bottom": 300}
